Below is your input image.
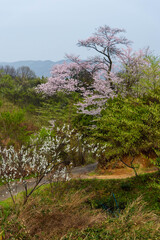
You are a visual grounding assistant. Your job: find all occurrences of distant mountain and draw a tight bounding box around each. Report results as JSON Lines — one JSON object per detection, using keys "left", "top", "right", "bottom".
{"left": 0, "top": 60, "right": 66, "bottom": 77}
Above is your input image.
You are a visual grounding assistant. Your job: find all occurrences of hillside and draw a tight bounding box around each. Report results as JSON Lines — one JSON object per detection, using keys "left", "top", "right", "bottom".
{"left": 0, "top": 60, "right": 65, "bottom": 77}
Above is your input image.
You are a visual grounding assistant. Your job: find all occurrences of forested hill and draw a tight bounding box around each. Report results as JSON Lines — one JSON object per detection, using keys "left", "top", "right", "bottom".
{"left": 0, "top": 60, "right": 65, "bottom": 77}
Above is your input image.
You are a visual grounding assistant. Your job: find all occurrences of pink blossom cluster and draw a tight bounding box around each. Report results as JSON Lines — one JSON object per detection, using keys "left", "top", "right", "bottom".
{"left": 119, "top": 47, "right": 147, "bottom": 74}
{"left": 118, "top": 47, "right": 159, "bottom": 95}
{"left": 36, "top": 59, "right": 120, "bottom": 115}
{"left": 36, "top": 62, "right": 80, "bottom": 96}
{"left": 76, "top": 72, "right": 121, "bottom": 115}
{"left": 78, "top": 25, "right": 131, "bottom": 57}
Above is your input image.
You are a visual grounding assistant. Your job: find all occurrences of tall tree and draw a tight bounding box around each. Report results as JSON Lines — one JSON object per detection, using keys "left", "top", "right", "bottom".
{"left": 36, "top": 25, "right": 132, "bottom": 115}
{"left": 78, "top": 25, "right": 131, "bottom": 75}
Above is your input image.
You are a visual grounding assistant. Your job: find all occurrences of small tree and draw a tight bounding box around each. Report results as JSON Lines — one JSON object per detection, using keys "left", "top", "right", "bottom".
{"left": 0, "top": 126, "right": 100, "bottom": 204}
{"left": 0, "top": 126, "right": 74, "bottom": 205}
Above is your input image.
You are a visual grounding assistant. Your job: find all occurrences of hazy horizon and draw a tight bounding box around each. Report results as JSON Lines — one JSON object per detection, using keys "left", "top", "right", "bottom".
{"left": 0, "top": 0, "right": 159, "bottom": 62}
{"left": 0, "top": 60, "right": 58, "bottom": 63}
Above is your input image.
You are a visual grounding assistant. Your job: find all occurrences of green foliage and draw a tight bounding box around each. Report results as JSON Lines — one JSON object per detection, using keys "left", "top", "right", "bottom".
{"left": 94, "top": 94, "right": 160, "bottom": 165}
{"left": 138, "top": 55, "right": 160, "bottom": 94}
{"left": 120, "top": 181, "right": 133, "bottom": 191}
{"left": 151, "top": 148, "right": 160, "bottom": 170}
{"left": 34, "top": 91, "right": 80, "bottom": 128}
{"left": 72, "top": 113, "right": 95, "bottom": 135}
{"left": 0, "top": 109, "right": 25, "bottom": 126}
{"left": 0, "top": 75, "right": 16, "bottom": 97}
{"left": 118, "top": 54, "right": 160, "bottom": 98}
{"left": 0, "top": 73, "right": 46, "bottom": 106}
{"left": 0, "top": 109, "right": 32, "bottom": 145}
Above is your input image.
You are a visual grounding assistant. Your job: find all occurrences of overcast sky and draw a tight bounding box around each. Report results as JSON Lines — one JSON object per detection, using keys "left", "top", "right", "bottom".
{"left": 0, "top": 0, "right": 159, "bottom": 62}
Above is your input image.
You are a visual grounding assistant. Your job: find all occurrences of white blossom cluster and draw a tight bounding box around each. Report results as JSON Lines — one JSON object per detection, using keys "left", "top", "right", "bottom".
{"left": 0, "top": 125, "right": 103, "bottom": 203}
{"left": 0, "top": 145, "right": 31, "bottom": 184}
{"left": 0, "top": 126, "right": 76, "bottom": 200}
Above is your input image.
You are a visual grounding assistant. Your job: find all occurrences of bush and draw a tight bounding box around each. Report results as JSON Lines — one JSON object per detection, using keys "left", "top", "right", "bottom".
{"left": 0, "top": 109, "right": 31, "bottom": 145}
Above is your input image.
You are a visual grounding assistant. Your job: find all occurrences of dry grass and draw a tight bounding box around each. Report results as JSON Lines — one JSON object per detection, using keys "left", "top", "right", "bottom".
{"left": 16, "top": 191, "right": 105, "bottom": 239}
{"left": 60, "top": 196, "right": 160, "bottom": 240}
{"left": 105, "top": 196, "right": 160, "bottom": 239}
{"left": 1, "top": 179, "right": 160, "bottom": 239}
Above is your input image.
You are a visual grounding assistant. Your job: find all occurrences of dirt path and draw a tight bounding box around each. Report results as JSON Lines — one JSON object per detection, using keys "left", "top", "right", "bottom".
{"left": 0, "top": 162, "right": 157, "bottom": 202}
{"left": 71, "top": 163, "right": 157, "bottom": 179}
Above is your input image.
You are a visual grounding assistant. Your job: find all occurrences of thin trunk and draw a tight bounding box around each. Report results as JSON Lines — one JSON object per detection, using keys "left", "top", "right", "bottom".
{"left": 7, "top": 182, "right": 16, "bottom": 205}
{"left": 120, "top": 157, "right": 138, "bottom": 177}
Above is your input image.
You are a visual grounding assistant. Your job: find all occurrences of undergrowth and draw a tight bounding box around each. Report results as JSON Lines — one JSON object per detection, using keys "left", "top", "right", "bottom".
{"left": 0, "top": 172, "right": 160, "bottom": 239}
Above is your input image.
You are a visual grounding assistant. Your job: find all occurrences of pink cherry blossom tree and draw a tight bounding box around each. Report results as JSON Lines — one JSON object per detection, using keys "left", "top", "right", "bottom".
{"left": 36, "top": 25, "right": 132, "bottom": 115}
{"left": 78, "top": 25, "right": 131, "bottom": 76}
{"left": 37, "top": 62, "right": 80, "bottom": 96}
{"left": 36, "top": 59, "right": 121, "bottom": 115}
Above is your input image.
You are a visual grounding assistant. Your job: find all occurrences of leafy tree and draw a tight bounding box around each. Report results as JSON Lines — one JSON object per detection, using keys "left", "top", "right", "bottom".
{"left": 94, "top": 94, "right": 160, "bottom": 169}
{"left": 0, "top": 70, "right": 46, "bottom": 106}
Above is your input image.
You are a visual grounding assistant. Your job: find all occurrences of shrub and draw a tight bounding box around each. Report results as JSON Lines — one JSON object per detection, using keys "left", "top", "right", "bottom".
{"left": 0, "top": 109, "right": 31, "bottom": 145}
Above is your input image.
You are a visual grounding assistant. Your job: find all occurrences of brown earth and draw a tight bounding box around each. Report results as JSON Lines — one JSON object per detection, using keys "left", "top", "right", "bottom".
{"left": 71, "top": 154, "right": 157, "bottom": 179}
{"left": 78, "top": 166, "right": 157, "bottom": 180}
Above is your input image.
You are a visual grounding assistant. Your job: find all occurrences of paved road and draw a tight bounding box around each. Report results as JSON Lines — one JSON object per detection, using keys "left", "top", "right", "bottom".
{"left": 0, "top": 162, "right": 98, "bottom": 202}
{"left": 71, "top": 162, "right": 98, "bottom": 175}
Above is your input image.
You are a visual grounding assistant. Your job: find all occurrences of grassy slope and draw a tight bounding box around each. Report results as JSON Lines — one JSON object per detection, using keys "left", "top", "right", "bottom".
{"left": 0, "top": 172, "right": 160, "bottom": 239}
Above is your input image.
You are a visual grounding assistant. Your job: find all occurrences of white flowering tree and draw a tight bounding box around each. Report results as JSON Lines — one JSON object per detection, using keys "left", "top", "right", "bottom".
{"left": 0, "top": 145, "right": 31, "bottom": 204}
{"left": 0, "top": 126, "right": 76, "bottom": 204}
{"left": 0, "top": 125, "right": 100, "bottom": 204}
